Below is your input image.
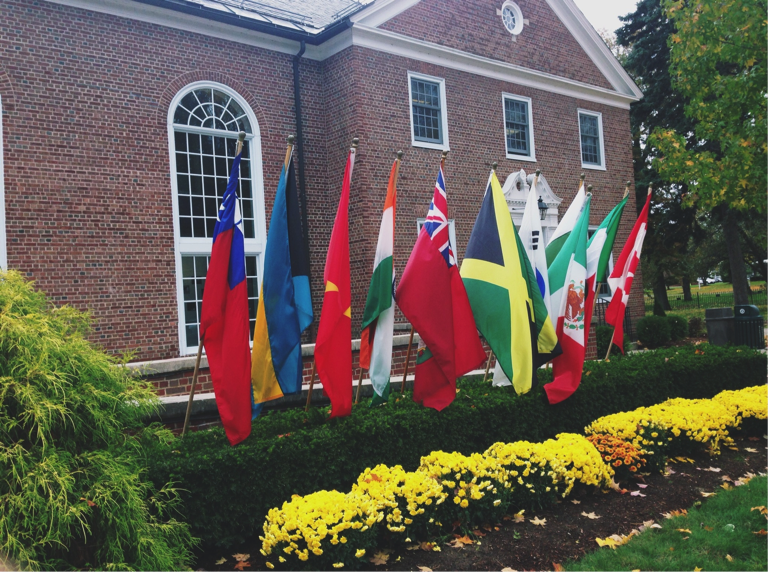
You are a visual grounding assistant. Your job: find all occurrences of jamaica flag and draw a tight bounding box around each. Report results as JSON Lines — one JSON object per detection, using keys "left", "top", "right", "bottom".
{"left": 460, "top": 170, "right": 561, "bottom": 394}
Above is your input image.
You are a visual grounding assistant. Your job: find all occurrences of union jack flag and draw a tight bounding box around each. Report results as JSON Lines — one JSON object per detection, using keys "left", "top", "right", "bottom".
{"left": 422, "top": 166, "right": 455, "bottom": 267}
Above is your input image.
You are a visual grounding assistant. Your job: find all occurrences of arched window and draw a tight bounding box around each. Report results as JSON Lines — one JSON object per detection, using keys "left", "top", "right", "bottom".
{"left": 168, "top": 82, "right": 266, "bottom": 355}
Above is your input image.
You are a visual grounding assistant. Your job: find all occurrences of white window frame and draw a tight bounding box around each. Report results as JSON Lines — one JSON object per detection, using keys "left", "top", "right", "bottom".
{"left": 500, "top": 1, "right": 524, "bottom": 35}
{"left": 578, "top": 109, "right": 606, "bottom": 170}
{"left": 416, "top": 218, "right": 459, "bottom": 259}
{"left": 502, "top": 93, "right": 536, "bottom": 162}
{"left": 167, "top": 81, "right": 267, "bottom": 356}
{"left": 407, "top": 71, "right": 450, "bottom": 152}
{"left": 0, "top": 95, "right": 6, "bottom": 270}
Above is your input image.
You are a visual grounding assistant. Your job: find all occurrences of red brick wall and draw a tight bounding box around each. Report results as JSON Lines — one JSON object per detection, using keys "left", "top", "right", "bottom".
{"left": 380, "top": 0, "right": 614, "bottom": 90}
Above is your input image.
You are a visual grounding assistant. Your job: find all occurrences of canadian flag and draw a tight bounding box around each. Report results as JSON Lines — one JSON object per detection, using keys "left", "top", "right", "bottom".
{"left": 605, "top": 192, "right": 652, "bottom": 352}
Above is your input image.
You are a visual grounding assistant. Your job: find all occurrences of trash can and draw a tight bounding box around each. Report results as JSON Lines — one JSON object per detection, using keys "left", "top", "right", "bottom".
{"left": 733, "top": 305, "right": 765, "bottom": 349}
{"left": 705, "top": 307, "right": 734, "bottom": 346}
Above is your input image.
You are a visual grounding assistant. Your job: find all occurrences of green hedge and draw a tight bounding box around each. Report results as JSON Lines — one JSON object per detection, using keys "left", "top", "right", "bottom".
{"left": 145, "top": 344, "right": 766, "bottom": 550}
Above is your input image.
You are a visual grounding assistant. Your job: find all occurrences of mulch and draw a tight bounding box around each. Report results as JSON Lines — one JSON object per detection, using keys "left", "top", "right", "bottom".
{"left": 196, "top": 435, "right": 767, "bottom": 572}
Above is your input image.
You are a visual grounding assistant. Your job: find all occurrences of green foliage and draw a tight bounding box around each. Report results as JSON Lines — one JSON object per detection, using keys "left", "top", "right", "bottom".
{"left": 0, "top": 270, "right": 196, "bottom": 570}
{"left": 650, "top": 0, "right": 767, "bottom": 213}
{"left": 595, "top": 325, "right": 631, "bottom": 357}
{"left": 144, "top": 345, "right": 767, "bottom": 550}
{"left": 689, "top": 316, "right": 705, "bottom": 337}
{"left": 667, "top": 314, "right": 688, "bottom": 341}
{"left": 636, "top": 315, "right": 672, "bottom": 348}
{"left": 565, "top": 476, "right": 768, "bottom": 571}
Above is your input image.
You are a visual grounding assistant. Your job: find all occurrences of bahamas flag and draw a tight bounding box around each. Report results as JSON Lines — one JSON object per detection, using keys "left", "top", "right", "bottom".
{"left": 251, "top": 153, "right": 313, "bottom": 416}
{"left": 461, "top": 170, "right": 560, "bottom": 395}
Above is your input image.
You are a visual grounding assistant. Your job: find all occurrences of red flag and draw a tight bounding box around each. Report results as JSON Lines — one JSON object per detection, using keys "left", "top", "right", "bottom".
{"left": 605, "top": 192, "right": 651, "bottom": 352}
{"left": 315, "top": 146, "right": 355, "bottom": 418}
{"left": 396, "top": 165, "right": 485, "bottom": 410}
{"left": 200, "top": 149, "right": 252, "bottom": 446}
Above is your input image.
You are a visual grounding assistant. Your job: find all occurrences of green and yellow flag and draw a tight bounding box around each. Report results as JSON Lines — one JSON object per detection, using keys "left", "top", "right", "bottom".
{"left": 460, "top": 170, "right": 561, "bottom": 394}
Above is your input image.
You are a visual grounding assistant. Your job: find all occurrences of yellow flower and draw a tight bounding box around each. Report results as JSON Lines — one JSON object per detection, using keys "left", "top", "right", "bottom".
{"left": 355, "top": 549, "right": 366, "bottom": 558}
{"left": 266, "top": 563, "right": 274, "bottom": 570}
{"left": 460, "top": 499, "right": 469, "bottom": 508}
{"left": 333, "top": 563, "right": 344, "bottom": 568}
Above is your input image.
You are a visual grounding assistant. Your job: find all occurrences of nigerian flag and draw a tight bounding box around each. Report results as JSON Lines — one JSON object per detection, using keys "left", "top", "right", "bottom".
{"left": 545, "top": 181, "right": 586, "bottom": 267}
{"left": 461, "top": 170, "right": 560, "bottom": 395}
{"left": 359, "top": 158, "right": 398, "bottom": 405}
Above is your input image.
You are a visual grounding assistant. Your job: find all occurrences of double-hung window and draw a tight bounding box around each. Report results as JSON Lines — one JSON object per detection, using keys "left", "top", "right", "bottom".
{"left": 503, "top": 94, "right": 535, "bottom": 162}
{"left": 408, "top": 72, "right": 449, "bottom": 150}
{"left": 169, "top": 82, "right": 266, "bottom": 354}
{"left": 578, "top": 110, "right": 605, "bottom": 170}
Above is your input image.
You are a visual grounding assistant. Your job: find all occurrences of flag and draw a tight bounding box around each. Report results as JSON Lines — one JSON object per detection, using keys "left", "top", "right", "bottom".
{"left": 545, "top": 181, "right": 586, "bottom": 266}
{"left": 583, "top": 193, "right": 628, "bottom": 344}
{"left": 461, "top": 170, "right": 560, "bottom": 395}
{"left": 251, "top": 154, "right": 313, "bottom": 417}
{"left": 199, "top": 143, "right": 252, "bottom": 446}
{"left": 359, "top": 159, "right": 398, "bottom": 406}
{"left": 544, "top": 194, "right": 591, "bottom": 405}
{"left": 315, "top": 146, "right": 355, "bottom": 418}
{"left": 606, "top": 192, "right": 651, "bottom": 353}
{"left": 396, "top": 164, "right": 485, "bottom": 411}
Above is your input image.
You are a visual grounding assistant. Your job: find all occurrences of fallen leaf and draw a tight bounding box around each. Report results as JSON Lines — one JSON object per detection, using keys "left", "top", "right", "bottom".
{"left": 581, "top": 511, "right": 600, "bottom": 520}
{"left": 500, "top": 568, "right": 517, "bottom": 572}
{"left": 630, "top": 491, "right": 646, "bottom": 497}
{"left": 751, "top": 506, "right": 767, "bottom": 515}
{"left": 651, "top": 523, "right": 663, "bottom": 529}
{"left": 530, "top": 516, "right": 547, "bottom": 526}
{"left": 703, "top": 526, "right": 713, "bottom": 531}
{"left": 676, "top": 528, "right": 692, "bottom": 534}
{"left": 406, "top": 544, "right": 420, "bottom": 551}
{"left": 694, "top": 567, "right": 702, "bottom": 571}
{"left": 745, "top": 447, "right": 758, "bottom": 453}
{"left": 753, "top": 530, "right": 767, "bottom": 536}
{"left": 233, "top": 562, "right": 250, "bottom": 571}
{"left": 472, "top": 529, "right": 487, "bottom": 537}
{"left": 369, "top": 551, "right": 390, "bottom": 565}
{"left": 419, "top": 542, "right": 435, "bottom": 552}
{"left": 663, "top": 509, "right": 688, "bottom": 519}
{"left": 720, "top": 483, "right": 733, "bottom": 491}
{"left": 721, "top": 475, "right": 733, "bottom": 482}
{"left": 417, "top": 567, "right": 432, "bottom": 572}
{"left": 595, "top": 537, "right": 617, "bottom": 549}
{"left": 513, "top": 510, "right": 525, "bottom": 523}
{"left": 701, "top": 492, "right": 716, "bottom": 497}
{"left": 80, "top": 497, "right": 97, "bottom": 507}
{"left": 553, "top": 563, "right": 564, "bottom": 571}
{"left": 232, "top": 554, "right": 250, "bottom": 562}
{"left": 727, "top": 446, "right": 738, "bottom": 451}
{"left": 665, "top": 467, "right": 676, "bottom": 475}
{"left": 570, "top": 499, "right": 581, "bottom": 505}
{"left": 726, "top": 554, "right": 733, "bottom": 562}
{"left": 455, "top": 535, "right": 474, "bottom": 545}
{"left": 215, "top": 558, "right": 227, "bottom": 565}
{"left": 703, "top": 467, "right": 722, "bottom": 473}
{"left": 637, "top": 484, "right": 648, "bottom": 488}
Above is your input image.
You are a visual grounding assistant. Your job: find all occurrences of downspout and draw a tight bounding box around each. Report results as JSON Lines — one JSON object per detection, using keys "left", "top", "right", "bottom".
{"left": 293, "top": 40, "right": 315, "bottom": 338}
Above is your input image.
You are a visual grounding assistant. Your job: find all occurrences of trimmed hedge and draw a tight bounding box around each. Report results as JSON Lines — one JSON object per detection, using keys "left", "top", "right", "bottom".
{"left": 667, "top": 314, "right": 688, "bottom": 341}
{"left": 637, "top": 315, "right": 672, "bottom": 347}
{"left": 145, "top": 345, "right": 766, "bottom": 550}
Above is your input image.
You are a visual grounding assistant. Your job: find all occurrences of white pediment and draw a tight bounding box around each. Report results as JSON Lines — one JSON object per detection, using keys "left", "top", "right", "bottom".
{"left": 501, "top": 169, "right": 562, "bottom": 210}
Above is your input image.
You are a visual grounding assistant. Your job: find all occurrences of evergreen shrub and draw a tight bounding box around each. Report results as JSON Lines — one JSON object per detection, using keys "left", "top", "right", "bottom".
{"left": 595, "top": 325, "right": 631, "bottom": 356}
{"left": 0, "top": 271, "right": 197, "bottom": 570}
{"left": 144, "top": 344, "right": 767, "bottom": 550}
{"left": 689, "top": 316, "right": 705, "bottom": 337}
{"left": 636, "top": 315, "right": 672, "bottom": 347}
{"left": 667, "top": 314, "right": 688, "bottom": 341}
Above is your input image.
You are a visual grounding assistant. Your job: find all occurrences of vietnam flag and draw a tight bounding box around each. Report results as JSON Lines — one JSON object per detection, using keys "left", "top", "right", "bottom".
{"left": 315, "top": 145, "right": 356, "bottom": 418}
{"left": 199, "top": 139, "right": 252, "bottom": 446}
{"left": 606, "top": 191, "right": 651, "bottom": 352}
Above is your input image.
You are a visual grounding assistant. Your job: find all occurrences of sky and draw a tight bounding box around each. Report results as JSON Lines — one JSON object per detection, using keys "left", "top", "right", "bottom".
{"left": 572, "top": 0, "right": 640, "bottom": 34}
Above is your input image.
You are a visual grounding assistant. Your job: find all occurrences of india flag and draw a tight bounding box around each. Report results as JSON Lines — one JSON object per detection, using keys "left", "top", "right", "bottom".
{"left": 545, "top": 181, "right": 586, "bottom": 267}
{"left": 359, "top": 158, "right": 399, "bottom": 405}
{"left": 544, "top": 194, "right": 591, "bottom": 405}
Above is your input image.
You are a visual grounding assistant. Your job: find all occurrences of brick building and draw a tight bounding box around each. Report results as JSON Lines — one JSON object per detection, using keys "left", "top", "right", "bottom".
{"left": 0, "top": 0, "right": 643, "bottom": 412}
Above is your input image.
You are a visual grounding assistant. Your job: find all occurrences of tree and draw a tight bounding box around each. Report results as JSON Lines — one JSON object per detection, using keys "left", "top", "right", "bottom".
{"left": 649, "top": 0, "right": 767, "bottom": 304}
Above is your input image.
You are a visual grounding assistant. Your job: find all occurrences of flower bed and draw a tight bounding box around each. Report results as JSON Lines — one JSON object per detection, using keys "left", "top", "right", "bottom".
{"left": 260, "top": 386, "right": 766, "bottom": 570}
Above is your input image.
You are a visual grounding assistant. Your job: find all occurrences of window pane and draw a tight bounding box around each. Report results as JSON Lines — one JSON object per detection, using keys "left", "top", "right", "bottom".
{"left": 201, "top": 135, "right": 213, "bottom": 155}
{"left": 245, "top": 255, "right": 259, "bottom": 340}
{"left": 178, "top": 195, "right": 191, "bottom": 216}
{"left": 504, "top": 98, "right": 530, "bottom": 156}
{"left": 580, "top": 114, "right": 601, "bottom": 165}
{"left": 180, "top": 217, "right": 192, "bottom": 237}
{"left": 411, "top": 78, "right": 443, "bottom": 144}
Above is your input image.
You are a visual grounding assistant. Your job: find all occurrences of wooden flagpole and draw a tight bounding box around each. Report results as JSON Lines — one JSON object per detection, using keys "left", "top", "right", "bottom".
{"left": 181, "top": 131, "right": 247, "bottom": 437}
{"left": 358, "top": 150, "right": 403, "bottom": 404}
{"left": 483, "top": 349, "right": 494, "bottom": 383}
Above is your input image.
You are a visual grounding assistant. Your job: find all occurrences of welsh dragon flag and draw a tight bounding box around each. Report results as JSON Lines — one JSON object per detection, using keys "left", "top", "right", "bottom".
{"left": 359, "top": 159, "right": 398, "bottom": 405}
{"left": 545, "top": 182, "right": 586, "bottom": 267}
{"left": 544, "top": 194, "right": 591, "bottom": 405}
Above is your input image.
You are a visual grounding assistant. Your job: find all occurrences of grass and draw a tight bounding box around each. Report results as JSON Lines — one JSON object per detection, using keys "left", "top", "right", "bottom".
{"left": 660, "top": 305, "right": 768, "bottom": 323}
{"left": 565, "top": 476, "right": 768, "bottom": 571}
{"left": 665, "top": 281, "right": 766, "bottom": 295}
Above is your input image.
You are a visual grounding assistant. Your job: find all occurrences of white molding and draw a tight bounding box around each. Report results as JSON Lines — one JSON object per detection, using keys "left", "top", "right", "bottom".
{"left": 167, "top": 80, "right": 266, "bottom": 356}
{"left": 350, "top": 0, "right": 421, "bottom": 27}
{"left": 545, "top": 0, "right": 643, "bottom": 100}
{"left": 0, "top": 95, "right": 6, "bottom": 270}
{"left": 577, "top": 108, "right": 606, "bottom": 171}
{"left": 501, "top": 1, "right": 524, "bottom": 36}
{"left": 502, "top": 92, "right": 536, "bottom": 162}
{"left": 407, "top": 71, "right": 450, "bottom": 151}
{"left": 351, "top": 25, "right": 637, "bottom": 109}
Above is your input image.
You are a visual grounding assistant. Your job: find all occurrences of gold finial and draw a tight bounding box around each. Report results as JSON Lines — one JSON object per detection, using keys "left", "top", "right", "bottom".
{"left": 396, "top": 150, "right": 404, "bottom": 159}
{"left": 535, "top": 169, "right": 541, "bottom": 177}
{"left": 351, "top": 137, "right": 359, "bottom": 148}
{"left": 587, "top": 184, "right": 593, "bottom": 192}
{"left": 491, "top": 162, "right": 498, "bottom": 172}
{"left": 238, "top": 131, "right": 246, "bottom": 143}
{"left": 441, "top": 150, "right": 449, "bottom": 160}
{"left": 287, "top": 134, "right": 295, "bottom": 145}
{"left": 647, "top": 184, "right": 653, "bottom": 196}
{"left": 580, "top": 172, "right": 586, "bottom": 181}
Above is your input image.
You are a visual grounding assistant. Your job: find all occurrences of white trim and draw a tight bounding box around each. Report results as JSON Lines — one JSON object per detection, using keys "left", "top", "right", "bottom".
{"left": 544, "top": 0, "right": 643, "bottom": 100}
{"left": 502, "top": 93, "right": 536, "bottom": 163}
{"left": 407, "top": 71, "right": 450, "bottom": 151}
{"left": 577, "top": 108, "right": 606, "bottom": 170}
{"left": 41, "top": 0, "right": 639, "bottom": 109}
{"left": 501, "top": 1, "right": 524, "bottom": 36}
{"left": 350, "top": 0, "right": 421, "bottom": 27}
{"left": 0, "top": 95, "right": 6, "bottom": 270}
{"left": 167, "top": 80, "right": 267, "bottom": 356}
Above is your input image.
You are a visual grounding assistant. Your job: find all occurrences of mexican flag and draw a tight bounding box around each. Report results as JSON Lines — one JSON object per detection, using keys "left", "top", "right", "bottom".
{"left": 359, "top": 159, "right": 398, "bottom": 405}
{"left": 545, "top": 182, "right": 586, "bottom": 267}
{"left": 544, "top": 194, "right": 591, "bottom": 405}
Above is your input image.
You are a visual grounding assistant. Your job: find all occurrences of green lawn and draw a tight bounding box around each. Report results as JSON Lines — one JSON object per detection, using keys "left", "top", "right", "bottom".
{"left": 663, "top": 305, "right": 768, "bottom": 323}
{"left": 564, "top": 476, "right": 768, "bottom": 571}
{"left": 665, "top": 281, "right": 766, "bottom": 295}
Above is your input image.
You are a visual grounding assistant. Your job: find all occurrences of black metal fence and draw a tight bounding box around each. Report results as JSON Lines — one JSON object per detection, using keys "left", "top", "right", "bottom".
{"left": 593, "top": 301, "right": 636, "bottom": 342}
{"left": 644, "top": 287, "right": 767, "bottom": 313}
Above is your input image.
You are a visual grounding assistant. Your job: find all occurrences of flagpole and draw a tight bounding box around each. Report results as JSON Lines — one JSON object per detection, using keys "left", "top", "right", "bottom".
{"left": 400, "top": 326, "right": 414, "bottom": 394}
{"left": 181, "top": 130, "right": 246, "bottom": 437}
{"left": 284, "top": 134, "right": 295, "bottom": 169}
{"left": 354, "top": 366, "right": 364, "bottom": 404}
{"left": 304, "top": 361, "right": 316, "bottom": 411}
{"left": 483, "top": 349, "right": 494, "bottom": 383}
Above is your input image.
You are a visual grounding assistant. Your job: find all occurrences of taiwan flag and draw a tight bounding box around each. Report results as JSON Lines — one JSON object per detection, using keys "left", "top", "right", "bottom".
{"left": 199, "top": 139, "right": 252, "bottom": 446}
